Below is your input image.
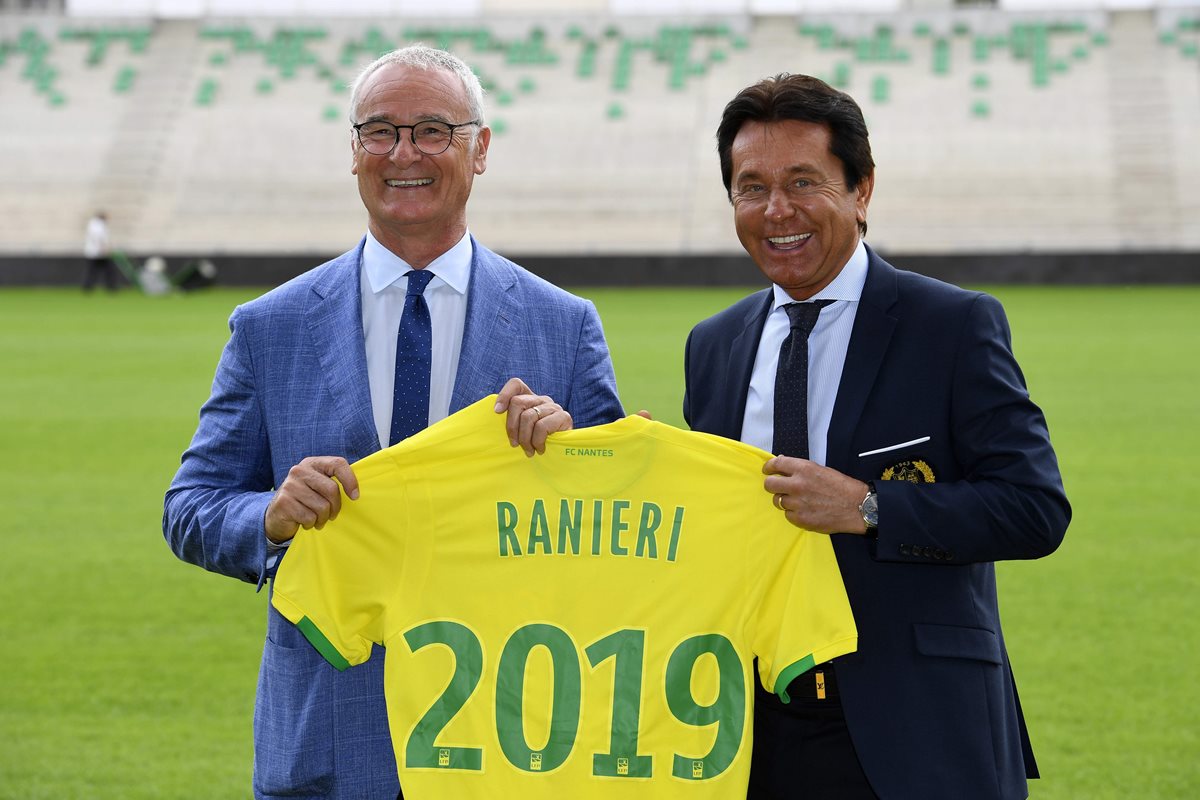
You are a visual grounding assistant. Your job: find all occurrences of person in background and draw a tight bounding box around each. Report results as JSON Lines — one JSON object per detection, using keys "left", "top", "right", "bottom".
{"left": 163, "top": 44, "right": 622, "bottom": 800}
{"left": 683, "top": 73, "right": 1070, "bottom": 799}
{"left": 82, "top": 210, "right": 118, "bottom": 292}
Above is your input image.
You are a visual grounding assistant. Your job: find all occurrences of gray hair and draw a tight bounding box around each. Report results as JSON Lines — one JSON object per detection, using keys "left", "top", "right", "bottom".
{"left": 348, "top": 44, "right": 486, "bottom": 126}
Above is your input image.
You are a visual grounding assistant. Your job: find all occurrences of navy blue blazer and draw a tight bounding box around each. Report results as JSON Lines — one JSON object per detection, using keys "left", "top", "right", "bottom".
{"left": 683, "top": 246, "right": 1069, "bottom": 800}
{"left": 164, "top": 238, "right": 623, "bottom": 799}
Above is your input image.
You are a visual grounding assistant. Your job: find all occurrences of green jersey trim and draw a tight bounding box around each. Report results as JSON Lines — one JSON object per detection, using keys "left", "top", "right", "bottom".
{"left": 774, "top": 635, "right": 860, "bottom": 702}
{"left": 297, "top": 615, "right": 352, "bottom": 672}
{"left": 774, "top": 654, "right": 816, "bottom": 702}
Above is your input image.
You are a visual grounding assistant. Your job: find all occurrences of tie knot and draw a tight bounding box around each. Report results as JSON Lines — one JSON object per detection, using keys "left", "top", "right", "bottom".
{"left": 406, "top": 269, "right": 434, "bottom": 297}
{"left": 783, "top": 299, "right": 834, "bottom": 337}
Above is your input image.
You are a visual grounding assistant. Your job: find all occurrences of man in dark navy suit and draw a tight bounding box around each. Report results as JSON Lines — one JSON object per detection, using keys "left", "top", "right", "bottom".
{"left": 684, "top": 74, "right": 1070, "bottom": 799}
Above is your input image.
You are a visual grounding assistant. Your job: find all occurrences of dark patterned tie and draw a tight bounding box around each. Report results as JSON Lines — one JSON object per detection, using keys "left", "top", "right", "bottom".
{"left": 389, "top": 269, "right": 434, "bottom": 447}
{"left": 772, "top": 299, "right": 834, "bottom": 458}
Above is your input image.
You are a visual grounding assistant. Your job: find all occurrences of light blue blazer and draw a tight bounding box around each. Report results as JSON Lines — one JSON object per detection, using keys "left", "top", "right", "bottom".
{"left": 164, "top": 237, "right": 623, "bottom": 799}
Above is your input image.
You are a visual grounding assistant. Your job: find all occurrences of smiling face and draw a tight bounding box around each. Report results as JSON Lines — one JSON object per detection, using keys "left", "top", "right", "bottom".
{"left": 729, "top": 119, "right": 873, "bottom": 300}
{"left": 351, "top": 62, "right": 490, "bottom": 266}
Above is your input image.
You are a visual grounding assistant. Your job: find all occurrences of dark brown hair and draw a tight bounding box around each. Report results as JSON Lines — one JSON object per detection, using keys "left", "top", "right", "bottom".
{"left": 717, "top": 74, "right": 875, "bottom": 234}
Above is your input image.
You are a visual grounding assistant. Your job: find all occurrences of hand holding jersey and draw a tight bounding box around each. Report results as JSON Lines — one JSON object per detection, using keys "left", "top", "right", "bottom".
{"left": 265, "top": 456, "right": 361, "bottom": 543}
{"left": 264, "top": 377, "right": 566, "bottom": 544}
{"left": 762, "top": 455, "right": 871, "bottom": 535}
{"left": 493, "top": 376, "right": 573, "bottom": 456}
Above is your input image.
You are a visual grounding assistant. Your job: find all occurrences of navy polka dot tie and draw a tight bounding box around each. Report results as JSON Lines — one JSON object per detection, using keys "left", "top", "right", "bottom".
{"left": 389, "top": 269, "right": 434, "bottom": 447}
{"left": 772, "top": 300, "right": 834, "bottom": 459}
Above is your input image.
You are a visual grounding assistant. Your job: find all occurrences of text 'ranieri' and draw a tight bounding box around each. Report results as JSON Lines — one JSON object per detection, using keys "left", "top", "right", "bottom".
{"left": 496, "top": 499, "right": 684, "bottom": 561}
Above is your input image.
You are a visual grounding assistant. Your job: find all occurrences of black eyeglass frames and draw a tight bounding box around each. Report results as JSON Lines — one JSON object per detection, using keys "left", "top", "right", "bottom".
{"left": 352, "top": 119, "right": 481, "bottom": 156}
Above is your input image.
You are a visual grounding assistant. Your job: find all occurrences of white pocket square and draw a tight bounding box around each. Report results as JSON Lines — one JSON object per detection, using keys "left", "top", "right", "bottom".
{"left": 858, "top": 436, "right": 931, "bottom": 458}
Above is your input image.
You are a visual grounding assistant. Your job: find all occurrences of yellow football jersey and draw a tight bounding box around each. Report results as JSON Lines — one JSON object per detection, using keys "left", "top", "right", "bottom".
{"left": 271, "top": 396, "right": 857, "bottom": 799}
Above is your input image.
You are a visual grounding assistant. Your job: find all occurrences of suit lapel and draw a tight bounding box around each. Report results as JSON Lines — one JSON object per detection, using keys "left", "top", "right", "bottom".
{"left": 827, "top": 248, "right": 898, "bottom": 475}
{"left": 721, "top": 291, "right": 773, "bottom": 440}
{"left": 306, "top": 243, "right": 380, "bottom": 459}
{"left": 451, "top": 238, "right": 519, "bottom": 412}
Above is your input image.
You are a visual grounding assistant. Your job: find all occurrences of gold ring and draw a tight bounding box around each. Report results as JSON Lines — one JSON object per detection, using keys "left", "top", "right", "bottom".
{"left": 773, "top": 493, "right": 785, "bottom": 510}
{"left": 532, "top": 406, "right": 542, "bottom": 419}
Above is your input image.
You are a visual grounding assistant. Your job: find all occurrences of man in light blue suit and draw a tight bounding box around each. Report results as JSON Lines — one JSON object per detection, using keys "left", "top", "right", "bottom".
{"left": 163, "top": 45, "right": 622, "bottom": 799}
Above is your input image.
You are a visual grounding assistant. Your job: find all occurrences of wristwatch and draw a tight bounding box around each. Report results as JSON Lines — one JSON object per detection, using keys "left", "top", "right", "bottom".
{"left": 858, "top": 482, "right": 879, "bottom": 534}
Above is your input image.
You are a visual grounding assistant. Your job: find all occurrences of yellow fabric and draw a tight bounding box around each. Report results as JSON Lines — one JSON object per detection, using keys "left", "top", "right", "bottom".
{"left": 271, "top": 396, "right": 857, "bottom": 799}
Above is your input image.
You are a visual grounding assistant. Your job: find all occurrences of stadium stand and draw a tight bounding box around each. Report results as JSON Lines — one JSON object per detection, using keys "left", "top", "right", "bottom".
{"left": 0, "top": 2, "right": 1197, "bottom": 283}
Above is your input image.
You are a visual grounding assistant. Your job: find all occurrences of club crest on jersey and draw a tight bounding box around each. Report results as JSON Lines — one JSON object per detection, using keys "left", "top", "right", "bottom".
{"left": 530, "top": 752, "right": 543, "bottom": 771}
{"left": 881, "top": 459, "right": 935, "bottom": 483}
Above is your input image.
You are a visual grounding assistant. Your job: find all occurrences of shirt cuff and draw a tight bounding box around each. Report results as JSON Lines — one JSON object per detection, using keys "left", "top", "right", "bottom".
{"left": 256, "top": 536, "right": 291, "bottom": 592}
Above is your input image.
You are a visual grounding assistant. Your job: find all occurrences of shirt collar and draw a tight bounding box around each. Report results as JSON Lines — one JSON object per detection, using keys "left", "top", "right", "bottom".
{"left": 771, "top": 238, "right": 869, "bottom": 312}
{"left": 362, "top": 230, "right": 473, "bottom": 295}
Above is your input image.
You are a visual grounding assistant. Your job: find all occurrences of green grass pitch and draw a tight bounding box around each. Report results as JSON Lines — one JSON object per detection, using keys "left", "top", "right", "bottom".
{"left": 0, "top": 285, "right": 1196, "bottom": 798}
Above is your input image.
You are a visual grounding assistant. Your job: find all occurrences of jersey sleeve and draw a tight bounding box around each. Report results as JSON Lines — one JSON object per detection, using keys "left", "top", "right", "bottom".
{"left": 270, "top": 453, "right": 412, "bottom": 671}
{"left": 752, "top": 528, "right": 858, "bottom": 701}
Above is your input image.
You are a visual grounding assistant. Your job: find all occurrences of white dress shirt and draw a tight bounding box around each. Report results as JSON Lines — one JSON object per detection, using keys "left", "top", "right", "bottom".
{"left": 740, "top": 239, "right": 869, "bottom": 466}
{"left": 361, "top": 230, "right": 472, "bottom": 450}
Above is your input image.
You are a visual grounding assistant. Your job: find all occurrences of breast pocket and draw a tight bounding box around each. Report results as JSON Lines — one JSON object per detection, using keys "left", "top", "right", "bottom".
{"left": 857, "top": 440, "right": 939, "bottom": 486}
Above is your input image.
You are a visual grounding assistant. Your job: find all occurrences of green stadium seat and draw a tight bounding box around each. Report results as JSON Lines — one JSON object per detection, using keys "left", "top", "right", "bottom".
{"left": 832, "top": 61, "right": 851, "bottom": 89}
{"left": 114, "top": 66, "right": 136, "bottom": 93}
{"left": 577, "top": 40, "right": 597, "bottom": 78}
{"left": 129, "top": 29, "right": 150, "bottom": 53}
{"left": 932, "top": 39, "right": 951, "bottom": 75}
{"left": 871, "top": 74, "right": 889, "bottom": 103}
{"left": 195, "top": 78, "right": 217, "bottom": 106}
{"left": 973, "top": 36, "right": 990, "bottom": 62}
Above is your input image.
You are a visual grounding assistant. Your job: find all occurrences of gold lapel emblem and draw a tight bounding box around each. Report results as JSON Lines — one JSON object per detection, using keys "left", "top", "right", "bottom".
{"left": 881, "top": 459, "right": 935, "bottom": 483}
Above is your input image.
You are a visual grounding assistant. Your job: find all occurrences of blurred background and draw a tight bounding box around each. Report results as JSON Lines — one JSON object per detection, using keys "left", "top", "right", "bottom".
{"left": 2, "top": 2, "right": 1198, "bottom": 798}
{"left": 2, "top": 0, "right": 1197, "bottom": 287}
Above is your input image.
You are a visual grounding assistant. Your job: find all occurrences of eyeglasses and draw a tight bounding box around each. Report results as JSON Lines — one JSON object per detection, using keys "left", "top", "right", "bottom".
{"left": 352, "top": 119, "right": 480, "bottom": 156}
